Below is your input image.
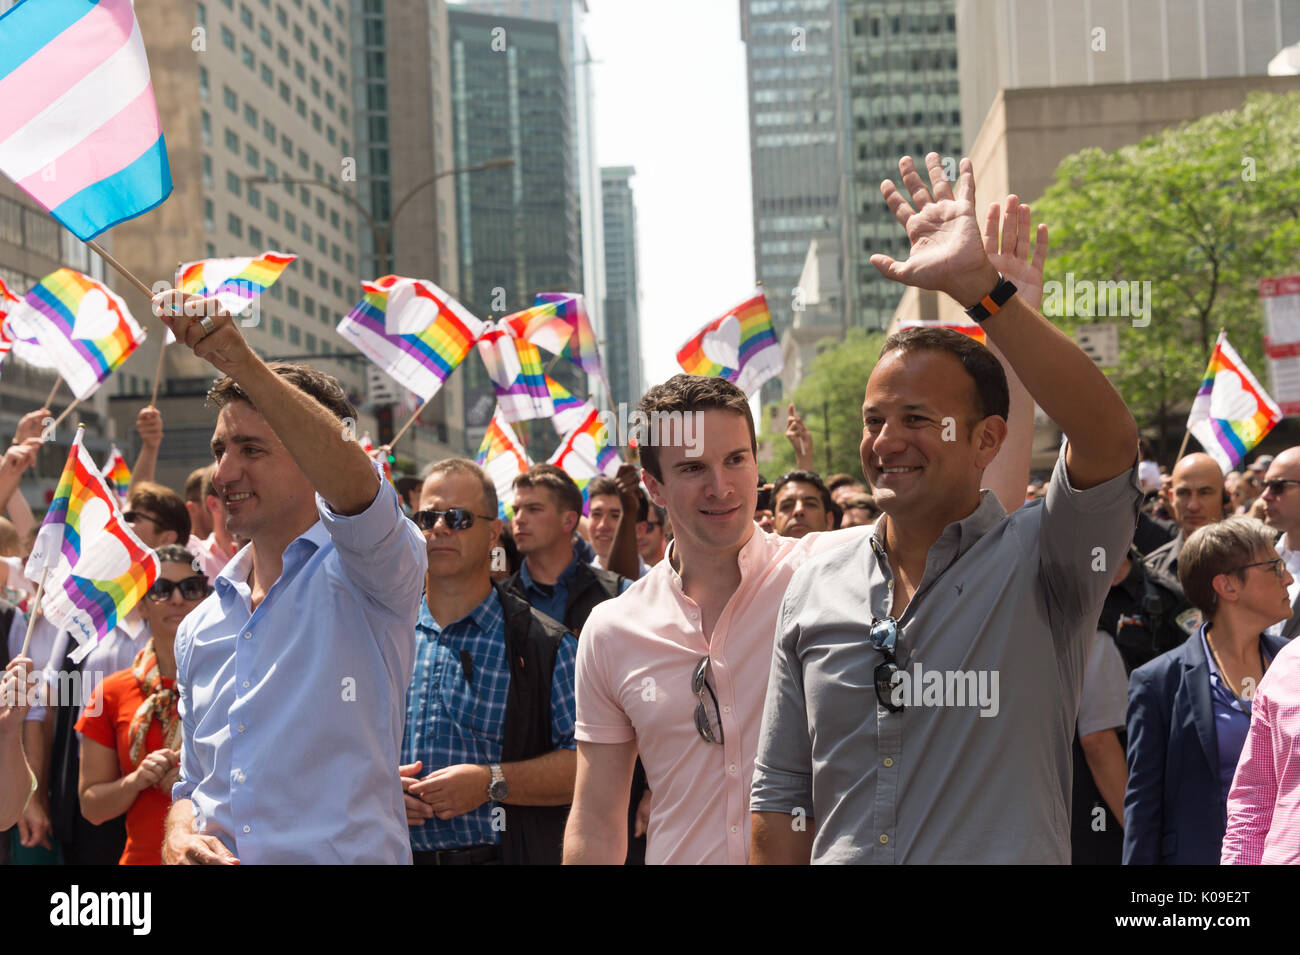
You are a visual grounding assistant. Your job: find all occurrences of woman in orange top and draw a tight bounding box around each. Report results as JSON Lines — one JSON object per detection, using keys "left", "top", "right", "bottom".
{"left": 75, "top": 546, "right": 211, "bottom": 865}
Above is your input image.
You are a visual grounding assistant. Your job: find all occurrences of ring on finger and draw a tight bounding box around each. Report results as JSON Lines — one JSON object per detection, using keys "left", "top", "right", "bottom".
{"left": 199, "top": 316, "right": 216, "bottom": 336}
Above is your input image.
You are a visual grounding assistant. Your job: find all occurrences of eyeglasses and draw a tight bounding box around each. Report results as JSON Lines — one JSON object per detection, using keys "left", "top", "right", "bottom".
{"left": 636, "top": 520, "right": 661, "bottom": 533}
{"left": 145, "top": 576, "right": 212, "bottom": 603}
{"left": 870, "top": 616, "right": 904, "bottom": 713}
{"left": 1227, "top": 557, "right": 1287, "bottom": 580}
{"left": 411, "top": 508, "right": 497, "bottom": 531}
{"left": 692, "top": 655, "right": 725, "bottom": 745}
{"left": 1262, "top": 479, "right": 1300, "bottom": 496}
{"left": 123, "top": 511, "right": 159, "bottom": 528}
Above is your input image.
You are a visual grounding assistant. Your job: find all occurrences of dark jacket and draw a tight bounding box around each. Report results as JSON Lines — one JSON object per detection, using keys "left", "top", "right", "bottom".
{"left": 505, "top": 558, "right": 623, "bottom": 638}
{"left": 1122, "top": 627, "right": 1287, "bottom": 864}
{"left": 497, "top": 583, "right": 574, "bottom": 866}
{"left": 1143, "top": 533, "right": 1185, "bottom": 598}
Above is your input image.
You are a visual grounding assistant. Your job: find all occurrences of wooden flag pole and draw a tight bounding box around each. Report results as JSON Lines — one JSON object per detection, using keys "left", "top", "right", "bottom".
{"left": 43, "top": 379, "right": 61, "bottom": 409}
{"left": 148, "top": 342, "right": 166, "bottom": 406}
{"left": 85, "top": 240, "right": 154, "bottom": 300}
{"left": 18, "top": 568, "right": 50, "bottom": 658}
{"left": 51, "top": 399, "right": 81, "bottom": 431}
{"left": 388, "top": 398, "right": 428, "bottom": 448}
{"left": 1175, "top": 429, "right": 1191, "bottom": 462}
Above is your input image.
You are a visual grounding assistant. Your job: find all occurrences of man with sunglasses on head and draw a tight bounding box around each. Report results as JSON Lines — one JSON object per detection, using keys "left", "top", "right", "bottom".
{"left": 151, "top": 289, "right": 426, "bottom": 865}
{"left": 1260, "top": 447, "right": 1300, "bottom": 639}
{"left": 398, "top": 459, "right": 577, "bottom": 865}
{"left": 123, "top": 483, "right": 191, "bottom": 549}
{"left": 749, "top": 155, "right": 1141, "bottom": 864}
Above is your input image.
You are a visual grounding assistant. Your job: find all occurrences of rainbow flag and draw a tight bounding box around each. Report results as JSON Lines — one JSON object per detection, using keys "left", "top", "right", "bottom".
{"left": 102, "top": 445, "right": 131, "bottom": 501}
{"left": 5, "top": 268, "right": 145, "bottom": 399}
{"left": 176, "top": 252, "right": 296, "bottom": 316}
{"left": 676, "top": 290, "right": 783, "bottom": 396}
{"left": 0, "top": 0, "right": 171, "bottom": 240}
{"left": 0, "top": 277, "right": 18, "bottom": 365}
{"left": 549, "top": 407, "right": 622, "bottom": 509}
{"left": 897, "top": 319, "right": 987, "bottom": 344}
{"left": 1186, "top": 331, "right": 1282, "bottom": 473}
{"left": 476, "top": 325, "right": 553, "bottom": 423}
{"left": 24, "top": 427, "right": 159, "bottom": 664}
{"left": 502, "top": 292, "right": 605, "bottom": 383}
{"left": 358, "top": 432, "right": 392, "bottom": 484}
{"left": 337, "top": 275, "right": 486, "bottom": 400}
{"left": 475, "top": 409, "right": 530, "bottom": 520}
{"left": 545, "top": 375, "right": 595, "bottom": 434}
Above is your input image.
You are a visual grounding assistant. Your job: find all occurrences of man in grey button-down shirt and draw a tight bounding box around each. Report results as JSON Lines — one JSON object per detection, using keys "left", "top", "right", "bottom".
{"left": 750, "top": 154, "right": 1141, "bottom": 864}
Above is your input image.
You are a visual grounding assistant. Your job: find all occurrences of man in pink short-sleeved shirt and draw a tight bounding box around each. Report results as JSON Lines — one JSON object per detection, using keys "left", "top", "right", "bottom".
{"left": 564, "top": 375, "right": 870, "bottom": 865}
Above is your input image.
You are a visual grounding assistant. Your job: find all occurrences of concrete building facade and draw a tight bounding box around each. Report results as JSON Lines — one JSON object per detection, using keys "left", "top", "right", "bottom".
{"left": 600, "top": 166, "right": 642, "bottom": 410}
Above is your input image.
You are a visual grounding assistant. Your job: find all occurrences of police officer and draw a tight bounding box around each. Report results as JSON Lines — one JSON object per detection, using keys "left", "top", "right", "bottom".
{"left": 1106, "top": 545, "right": 1200, "bottom": 675}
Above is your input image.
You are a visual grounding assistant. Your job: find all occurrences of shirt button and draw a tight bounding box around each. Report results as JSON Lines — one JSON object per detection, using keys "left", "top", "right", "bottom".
{"left": 730, "top": 825, "right": 738, "bottom": 834}
{"left": 883, "top": 757, "right": 894, "bottom": 767}
{"left": 243, "top": 632, "right": 251, "bottom": 640}
{"left": 689, "top": 611, "right": 698, "bottom": 620}
{"left": 728, "top": 764, "right": 737, "bottom": 774}
{"left": 879, "top": 834, "right": 889, "bottom": 844}
{"left": 723, "top": 706, "right": 731, "bottom": 714}
{"left": 237, "top": 772, "right": 246, "bottom": 783}
{"left": 243, "top": 825, "right": 251, "bottom": 834}
{"left": 237, "top": 724, "right": 246, "bottom": 733}
{"left": 242, "top": 680, "right": 250, "bottom": 688}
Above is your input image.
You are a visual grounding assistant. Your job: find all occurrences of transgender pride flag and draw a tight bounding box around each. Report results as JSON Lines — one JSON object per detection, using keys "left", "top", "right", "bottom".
{"left": 0, "top": 0, "right": 172, "bottom": 240}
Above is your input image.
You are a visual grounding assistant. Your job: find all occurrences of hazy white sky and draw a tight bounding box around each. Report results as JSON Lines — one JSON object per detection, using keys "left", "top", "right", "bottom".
{"left": 585, "top": 0, "right": 756, "bottom": 389}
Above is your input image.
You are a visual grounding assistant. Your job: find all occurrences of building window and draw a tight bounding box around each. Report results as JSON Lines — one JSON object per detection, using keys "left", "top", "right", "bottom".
{"left": 288, "top": 324, "right": 301, "bottom": 346}
{"left": 303, "top": 296, "right": 315, "bottom": 317}
{"left": 259, "top": 24, "right": 272, "bottom": 47}
{"left": 305, "top": 332, "right": 316, "bottom": 353}
{"left": 239, "top": 4, "right": 253, "bottom": 28}
{"left": 249, "top": 225, "right": 263, "bottom": 247}
{"left": 200, "top": 110, "right": 212, "bottom": 145}
{"left": 247, "top": 184, "right": 262, "bottom": 210}
{"left": 241, "top": 45, "right": 255, "bottom": 70}
{"left": 279, "top": 81, "right": 290, "bottom": 103}
{"left": 202, "top": 154, "right": 213, "bottom": 188}
{"left": 197, "top": 3, "right": 206, "bottom": 27}
{"left": 228, "top": 212, "right": 243, "bottom": 238}
{"left": 287, "top": 287, "right": 300, "bottom": 307}
{"left": 198, "top": 66, "right": 209, "bottom": 100}
{"left": 271, "top": 316, "right": 284, "bottom": 338}
{"left": 285, "top": 210, "right": 297, "bottom": 231}
{"left": 226, "top": 171, "right": 242, "bottom": 196}
{"left": 243, "top": 103, "right": 258, "bottom": 129}
{"left": 221, "top": 25, "right": 235, "bottom": 50}
{"left": 225, "top": 128, "right": 239, "bottom": 153}
{"left": 260, "top": 63, "right": 273, "bottom": 87}
{"left": 266, "top": 198, "right": 279, "bottom": 222}
{"left": 223, "top": 86, "right": 237, "bottom": 110}
{"left": 262, "top": 118, "right": 276, "bottom": 143}
{"left": 203, "top": 199, "right": 215, "bottom": 231}
{"left": 245, "top": 143, "right": 259, "bottom": 168}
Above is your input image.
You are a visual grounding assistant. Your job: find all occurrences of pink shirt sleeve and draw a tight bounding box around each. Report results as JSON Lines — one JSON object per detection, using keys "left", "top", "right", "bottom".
{"left": 1222, "top": 691, "right": 1277, "bottom": 865}
{"left": 574, "top": 606, "right": 636, "bottom": 744}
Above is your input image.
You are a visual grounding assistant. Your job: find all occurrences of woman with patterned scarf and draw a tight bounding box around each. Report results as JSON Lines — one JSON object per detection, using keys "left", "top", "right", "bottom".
{"left": 75, "top": 545, "right": 211, "bottom": 865}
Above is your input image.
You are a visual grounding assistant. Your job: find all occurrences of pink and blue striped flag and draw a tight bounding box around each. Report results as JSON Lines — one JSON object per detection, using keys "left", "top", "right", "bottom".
{"left": 0, "top": 0, "right": 172, "bottom": 240}
{"left": 475, "top": 325, "right": 553, "bottom": 423}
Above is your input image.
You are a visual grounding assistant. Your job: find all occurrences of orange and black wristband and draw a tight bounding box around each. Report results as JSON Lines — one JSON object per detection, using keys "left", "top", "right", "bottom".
{"left": 965, "top": 274, "right": 1018, "bottom": 323}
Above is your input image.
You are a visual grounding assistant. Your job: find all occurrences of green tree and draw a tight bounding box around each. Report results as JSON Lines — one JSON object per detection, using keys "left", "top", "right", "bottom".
{"left": 762, "top": 327, "right": 886, "bottom": 478}
{"left": 1030, "top": 91, "right": 1300, "bottom": 459}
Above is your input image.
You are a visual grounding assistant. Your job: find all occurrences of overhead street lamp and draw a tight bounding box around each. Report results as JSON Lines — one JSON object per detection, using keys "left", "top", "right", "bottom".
{"left": 247, "top": 156, "right": 514, "bottom": 276}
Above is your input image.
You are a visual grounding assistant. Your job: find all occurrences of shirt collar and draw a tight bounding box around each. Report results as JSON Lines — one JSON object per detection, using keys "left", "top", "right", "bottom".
{"left": 662, "top": 524, "right": 762, "bottom": 591}
{"left": 872, "top": 490, "right": 1006, "bottom": 567}
{"left": 519, "top": 551, "right": 579, "bottom": 592}
{"left": 214, "top": 520, "right": 329, "bottom": 596}
{"left": 417, "top": 587, "right": 500, "bottom": 636}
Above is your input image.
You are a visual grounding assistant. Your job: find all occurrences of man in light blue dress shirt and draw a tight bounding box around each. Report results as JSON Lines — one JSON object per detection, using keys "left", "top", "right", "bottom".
{"left": 154, "top": 291, "right": 426, "bottom": 864}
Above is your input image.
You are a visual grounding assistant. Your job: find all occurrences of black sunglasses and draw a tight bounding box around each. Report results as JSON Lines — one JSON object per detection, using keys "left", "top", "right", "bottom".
{"left": 692, "top": 655, "right": 724, "bottom": 744}
{"left": 870, "top": 616, "right": 904, "bottom": 713}
{"left": 1263, "top": 479, "right": 1300, "bottom": 495}
{"left": 146, "top": 575, "right": 211, "bottom": 603}
{"left": 123, "top": 510, "right": 159, "bottom": 527}
{"left": 411, "top": 508, "right": 497, "bottom": 531}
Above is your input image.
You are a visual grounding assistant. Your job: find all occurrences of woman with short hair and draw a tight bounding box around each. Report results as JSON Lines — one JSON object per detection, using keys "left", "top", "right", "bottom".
{"left": 74, "top": 546, "right": 211, "bottom": 865}
{"left": 1123, "top": 516, "right": 1291, "bottom": 864}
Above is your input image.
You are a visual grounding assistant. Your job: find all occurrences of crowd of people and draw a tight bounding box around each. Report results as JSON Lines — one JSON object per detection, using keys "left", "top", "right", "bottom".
{"left": 2, "top": 153, "right": 1298, "bottom": 865}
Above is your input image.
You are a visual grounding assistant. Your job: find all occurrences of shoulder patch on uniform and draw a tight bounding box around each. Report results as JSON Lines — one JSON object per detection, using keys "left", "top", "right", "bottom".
{"left": 1175, "top": 608, "right": 1202, "bottom": 635}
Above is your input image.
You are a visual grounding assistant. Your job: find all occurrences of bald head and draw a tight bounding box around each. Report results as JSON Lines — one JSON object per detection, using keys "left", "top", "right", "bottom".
{"left": 1170, "top": 453, "right": 1225, "bottom": 535}
{"left": 1263, "top": 447, "right": 1300, "bottom": 542}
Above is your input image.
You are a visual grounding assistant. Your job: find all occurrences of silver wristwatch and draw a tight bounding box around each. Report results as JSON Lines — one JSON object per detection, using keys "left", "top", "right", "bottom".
{"left": 488, "top": 763, "right": 509, "bottom": 801}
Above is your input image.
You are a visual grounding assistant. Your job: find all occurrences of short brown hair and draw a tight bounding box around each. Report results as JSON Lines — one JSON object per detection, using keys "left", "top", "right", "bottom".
{"left": 879, "top": 327, "right": 1009, "bottom": 422}
{"left": 587, "top": 476, "right": 620, "bottom": 500}
{"left": 826, "top": 473, "right": 861, "bottom": 493}
{"left": 513, "top": 464, "right": 583, "bottom": 516}
{"left": 127, "top": 481, "right": 192, "bottom": 541}
{"left": 184, "top": 466, "right": 209, "bottom": 504}
{"left": 637, "top": 374, "right": 755, "bottom": 482}
{"left": 1178, "top": 516, "right": 1279, "bottom": 616}
{"left": 423, "top": 458, "right": 497, "bottom": 517}
{"left": 0, "top": 517, "right": 18, "bottom": 558}
{"left": 843, "top": 493, "right": 878, "bottom": 514}
{"left": 208, "top": 362, "right": 357, "bottom": 422}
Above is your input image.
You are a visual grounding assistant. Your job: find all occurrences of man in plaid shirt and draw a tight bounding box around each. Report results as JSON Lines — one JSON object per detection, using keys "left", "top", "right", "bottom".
{"left": 399, "top": 459, "right": 578, "bottom": 865}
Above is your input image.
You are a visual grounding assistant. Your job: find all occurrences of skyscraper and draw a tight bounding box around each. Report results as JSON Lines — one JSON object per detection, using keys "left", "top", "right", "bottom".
{"left": 601, "top": 166, "right": 642, "bottom": 409}
{"left": 448, "top": 7, "right": 581, "bottom": 449}
{"left": 740, "top": 0, "right": 846, "bottom": 398}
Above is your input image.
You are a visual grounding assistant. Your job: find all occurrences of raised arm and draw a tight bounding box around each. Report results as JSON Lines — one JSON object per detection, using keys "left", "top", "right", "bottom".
{"left": 872, "top": 154, "right": 1136, "bottom": 490}
{"left": 154, "top": 292, "right": 378, "bottom": 515}
{"left": 128, "top": 405, "right": 163, "bottom": 492}
{"left": 604, "top": 463, "right": 641, "bottom": 580}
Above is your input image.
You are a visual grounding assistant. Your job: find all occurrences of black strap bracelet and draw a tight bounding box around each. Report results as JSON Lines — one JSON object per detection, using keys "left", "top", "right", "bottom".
{"left": 965, "top": 274, "right": 1018, "bottom": 323}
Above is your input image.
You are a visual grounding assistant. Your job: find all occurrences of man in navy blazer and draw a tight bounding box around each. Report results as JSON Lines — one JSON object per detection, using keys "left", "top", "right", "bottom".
{"left": 1124, "top": 516, "right": 1293, "bottom": 864}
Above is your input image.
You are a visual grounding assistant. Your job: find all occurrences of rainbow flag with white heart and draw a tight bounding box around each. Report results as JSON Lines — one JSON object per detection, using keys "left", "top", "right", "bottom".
{"left": 337, "top": 275, "right": 486, "bottom": 400}
{"left": 549, "top": 406, "right": 622, "bottom": 510}
{"left": 5, "top": 268, "right": 145, "bottom": 399}
{"left": 0, "top": 0, "right": 172, "bottom": 240}
{"left": 475, "top": 409, "right": 531, "bottom": 520}
{"left": 176, "top": 251, "right": 296, "bottom": 318}
{"left": 25, "top": 427, "right": 159, "bottom": 664}
{"left": 1186, "top": 330, "right": 1282, "bottom": 473}
{"left": 675, "top": 289, "right": 782, "bottom": 396}
{"left": 102, "top": 445, "right": 131, "bottom": 502}
{"left": 476, "top": 325, "right": 553, "bottom": 423}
